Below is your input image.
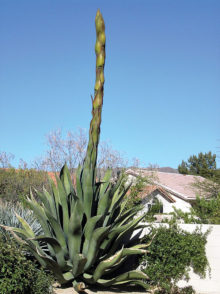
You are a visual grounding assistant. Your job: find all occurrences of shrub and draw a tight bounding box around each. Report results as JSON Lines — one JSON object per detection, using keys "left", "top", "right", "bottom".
{"left": 170, "top": 194, "right": 220, "bottom": 225}
{"left": 0, "top": 235, "right": 53, "bottom": 294}
{"left": 125, "top": 175, "right": 145, "bottom": 210}
{"left": 192, "top": 194, "right": 220, "bottom": 224}
{"left": 140, "top": 224, "right": 210, "bottom": 293}
{"left": 0, "top": 167, "right": 49, "bottom": 204}
{"left": 125, "top": 174, "right": 156, "bottom": 210}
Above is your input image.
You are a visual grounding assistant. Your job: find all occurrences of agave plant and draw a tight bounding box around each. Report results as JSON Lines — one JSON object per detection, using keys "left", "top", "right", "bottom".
{"left": 1, "top": 10, "right": 152, "bottom": 292}
{"left": 0, "top": 202, "right": 42, "bottom": 239}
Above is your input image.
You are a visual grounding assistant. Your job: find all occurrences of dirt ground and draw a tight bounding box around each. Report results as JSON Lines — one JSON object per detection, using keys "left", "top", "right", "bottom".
{"left": 53, "top": 285, "right": 147, "bottom": 294}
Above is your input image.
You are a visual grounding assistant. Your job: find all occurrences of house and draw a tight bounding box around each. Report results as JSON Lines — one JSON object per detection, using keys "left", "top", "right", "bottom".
{"left": 126, "top": 169, "right": 206, "bottom": 214}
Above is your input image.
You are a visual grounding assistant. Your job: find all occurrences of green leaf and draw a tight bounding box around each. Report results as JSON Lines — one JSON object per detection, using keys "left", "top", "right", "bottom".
{"left": 93, "top": 247, "right": 124, "bottom": 281}
{"left": 30, "top": 236, "right": 67, "bottom": 269}
{"left": 60, "top": 164, "right": 74, "bottom": 195}
{"left": 95, "top": 270, "right": 149, "bottom": 286}
{"left": 76, "top": 165, "right": 83, "bottom": 202}
{"left": 15, "top": 213, "right": 36, "bottom": 238}
{"left": 68, "top": 200, "right": 83, "bottom": 262}
{"left": 44, "top": 208, "right": 67, "bottom": 252}
{"left": 82, "top": 215, "right": 102, "bottom": 256}
{"left": 84, "top": 226, "right": 110, "bottom": 270}
{"left": 55, "top": 174, "right": 69, "bottom": 235}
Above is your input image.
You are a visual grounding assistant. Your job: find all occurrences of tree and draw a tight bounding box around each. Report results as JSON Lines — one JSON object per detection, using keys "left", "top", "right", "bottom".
{"left": 0, "top": 152, "right": 14, "bottom": 168}
{"left": 33, "top": 128, "right": 128, "bottom": 174}
{"left": 178, "top": 151, "right": 217, "bottom": 179}
{"left": 33, "top": 128, "right": 87, "bottom": 173}
{"left": 178, "top": 160, "right": 188, "bottom": 175}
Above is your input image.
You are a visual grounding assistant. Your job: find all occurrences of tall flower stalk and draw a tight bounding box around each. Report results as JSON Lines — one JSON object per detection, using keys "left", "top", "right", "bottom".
{"left": 82, "top": 9, "right": 106, "bottom": 219}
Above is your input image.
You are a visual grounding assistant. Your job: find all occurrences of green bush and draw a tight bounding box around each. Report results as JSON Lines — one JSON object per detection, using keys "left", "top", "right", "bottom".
{"left": 0, "top": 168, "right": 49, "bottom": 203}
{"left": 140, "top": 224, "right": 210, "bottom": 293}
{"left": 0, "top": 235, "right": 53, "bottom": 294}
{"left": 170, "top": 194, "right": 220, "bottom": 225}
{"left": 192, "top": 194, "right": 220, "bottom": 224}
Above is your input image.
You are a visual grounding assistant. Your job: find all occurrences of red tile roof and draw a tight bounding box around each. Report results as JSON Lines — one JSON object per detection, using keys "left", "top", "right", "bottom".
{"left": 126, "top": 169, "right": 206, "bottom": 201}
{"left": 138, "top": 185, "right": 176, "bottom": 203}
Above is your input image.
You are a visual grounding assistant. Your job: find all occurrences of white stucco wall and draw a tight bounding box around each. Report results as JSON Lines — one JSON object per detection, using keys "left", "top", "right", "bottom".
{"left": 178, "top": 224, "right": 220, "bottom": 294}
{"left": 139, "top": 224, "right": 220, "bottom": 294}
{"left": 170, "top": 194, "right": 192, "bottom": 213}
{"left": 141, "top": 191, "right": 192, "bottom": 214}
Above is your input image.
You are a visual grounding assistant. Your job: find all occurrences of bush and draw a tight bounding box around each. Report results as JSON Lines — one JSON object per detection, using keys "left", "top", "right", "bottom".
{"left": 170, "top": 194, "right": 220, "bottom": 225}
{"left": 0, "top": 168, "right": 49, "bottom": 203}
{"left": 0, "top": 235, "right": 53, "bottom": 294}
{"left": 192, "top": 194, "right": 220, "bottom": 224}
{"left": 140, "top": 224, "right": 210, "bottom": 293}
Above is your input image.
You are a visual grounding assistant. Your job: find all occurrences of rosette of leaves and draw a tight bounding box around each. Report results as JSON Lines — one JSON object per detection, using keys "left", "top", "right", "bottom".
{"left": 0, "top": 202, "right": 42, "bottom": 240}
{"left": 1, "top": 10, "right": 151, "bottom": 292}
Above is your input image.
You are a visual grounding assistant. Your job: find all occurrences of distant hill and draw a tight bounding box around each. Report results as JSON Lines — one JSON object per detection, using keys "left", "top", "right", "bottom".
{"left": 129, "top": 167, "right": 179, "bottom": 174}
{"left": 156, "top": 167, "right": 179, "bottom": 173}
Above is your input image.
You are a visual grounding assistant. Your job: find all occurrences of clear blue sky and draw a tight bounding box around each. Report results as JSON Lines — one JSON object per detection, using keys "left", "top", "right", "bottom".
{"left": 0, "top": 0, "right": 219, "bottom": 168}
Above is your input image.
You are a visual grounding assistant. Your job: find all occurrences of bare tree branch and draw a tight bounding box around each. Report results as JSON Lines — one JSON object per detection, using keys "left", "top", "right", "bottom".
{"left": 0, "top": 151, "right": 14, "bottom": 168}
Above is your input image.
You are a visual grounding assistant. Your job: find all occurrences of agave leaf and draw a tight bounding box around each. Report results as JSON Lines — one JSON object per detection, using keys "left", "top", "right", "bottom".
{"left": 103, "top": 184, "right": 131, "bottom": 227}
{"left": 82, "top": 214, "right": 102, "bottom": 256}
{"left": 114, "top": 207, "right": 140, "bottom": 226}
{"left": 35, "top": 247, "right": 69, "bottom": 284}
{"left": 42, "top": 187, "right": 58, "bottom": 218}
{"left": 63, "top": 271, "right": 75, "bottom": 282}
{"left": 60, "top": 164, "right": 74, "bottom": 195}
{"left": 97, "top": 188, "right": 111, "bottom": 216}
{"left": 1, "top": 225, "right": 49, "bottom": 261}
{"left": 100, "top": 214, "right": 145, "bottom": 254}
{"left": 84, "top": 226, "right": 110, "bottom": 270}
{"left": 113, "top": 280, "right": 150, "bottom": 290}
{"left": 100, "top": 256, "right": 127, "bottom": 276}
{"left": 34, "top": 189, "right": 51, "bottom": 212}
{"left": 49, "top": 176, "right": 61, "bottom": 208}
{"left": 99, "top": 169, "right": 112, "bottom": 199}
{"left": 93, "top": 247, "right": 124, "bottom": 281}
{"left": 121, "top": 247, "right": 147, "bottom": 256}
{"left": 108, "top": 213, "right": 145, "bottom": 240}
{"left": 44, "top": 209, "right": 67, "bottom": 252}
{"left": 68, "top": 200, "right": 83, "bottom": 262}
{"left": 76, "top": 165, "right": 83, "bottom": 202}
{"left": 15, "top": 213, "right": 36, "bottom": 238}
{"left": 119, "top": 197, "right": 128, "bottom": 215}
{"left": 95, "top": 270, "right": 149, "bottom": 286}
{"left": 72, "top": 254, "right": 87, "bottom": 277}
{"left": 0, "top": 225, "right": 29, "bottom": 244}
{"left": 55, "top": 174, "right": 69, "bottom": 235}
{"left": 109, "top": 172, "right": 124, "bottom": 196}
{"left": 26, "top": 196, "right": 51, "bottom": 235}
{"left": 30, "top": 236, "right": 67, "bottom": 269}
{"left": 109, "top": 183, "right": 131, "bottom": 216}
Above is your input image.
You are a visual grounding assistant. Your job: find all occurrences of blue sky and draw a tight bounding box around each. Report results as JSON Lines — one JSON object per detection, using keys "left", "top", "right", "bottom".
{"left": 0, "top": 0, "right": 219, "bottom": 168}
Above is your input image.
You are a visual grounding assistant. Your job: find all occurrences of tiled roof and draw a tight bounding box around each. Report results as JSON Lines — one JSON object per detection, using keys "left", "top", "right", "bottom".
{"left": 138, "top": 185, "right": 176, "bottom": 203}
{"left": 126, "top": 170, "right": 206, "bottom": 201}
